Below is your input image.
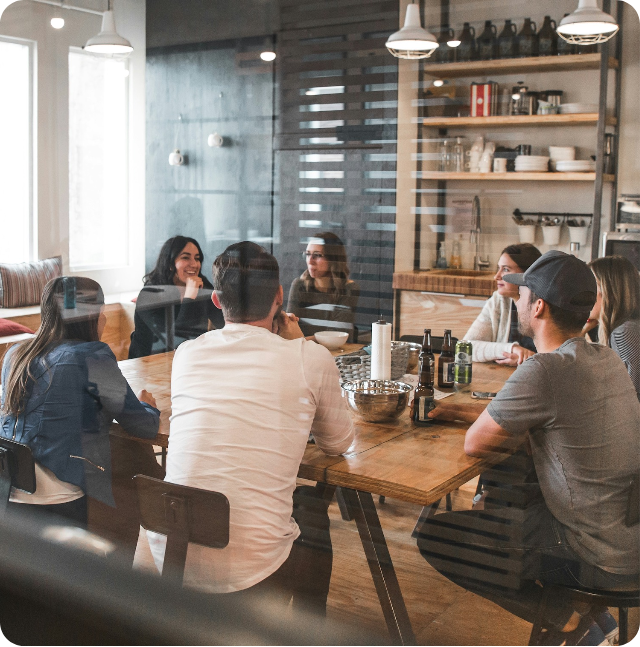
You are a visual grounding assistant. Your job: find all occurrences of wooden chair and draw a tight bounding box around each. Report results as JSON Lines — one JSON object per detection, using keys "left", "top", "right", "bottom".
{"left": 134, "top": 475, "right": 230, "bottom": 584}
{"left": 529, "top": 475, "right": 640, "bottom": 646}
{"left": 0, "top": 437, "right": 36, "bottom": 518}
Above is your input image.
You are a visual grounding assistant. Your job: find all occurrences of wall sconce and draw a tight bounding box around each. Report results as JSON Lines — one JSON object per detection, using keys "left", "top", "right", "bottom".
{"left": 168, "top": 149, "right": 184, "bottom": 166}
{"left": 207, "top": 133, "right": 224, "bottom": 148}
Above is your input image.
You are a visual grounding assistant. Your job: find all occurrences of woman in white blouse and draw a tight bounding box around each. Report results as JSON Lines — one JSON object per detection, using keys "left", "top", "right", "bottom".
{"left": 464, "top": 243, "right": 541, "bottom": 365}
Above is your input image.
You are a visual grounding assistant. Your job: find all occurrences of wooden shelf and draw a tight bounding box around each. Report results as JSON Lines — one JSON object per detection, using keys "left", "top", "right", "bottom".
{"left": 422, "top": 53, "right": 618, "bottom": 78}
{"left": 415, "top": 171, "right": 614, "bottom": 182}
{"left": 422, "top": 113, "right": 617, "bottom": 128}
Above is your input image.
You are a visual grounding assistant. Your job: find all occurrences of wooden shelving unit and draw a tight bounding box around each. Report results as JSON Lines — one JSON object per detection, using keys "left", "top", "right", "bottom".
{"left": 415, "top": 171, "right": 614, "bottom": 182}
{"left": 422, "top": 53, "right": 618, "bottom": 78}
{"left": 422, "top": 113, "right": 617, "bottom": 128}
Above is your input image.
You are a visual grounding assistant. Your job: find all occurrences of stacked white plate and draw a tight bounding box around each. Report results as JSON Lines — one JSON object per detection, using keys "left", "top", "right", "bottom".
{"left": 515, "top": 155, "right": 550, "bottom": 172}
{"left": 559, "top": 103, "right": 599, "bottom": 114}
{"left": 555, "top": 160, "right": 596, "bottom": 173}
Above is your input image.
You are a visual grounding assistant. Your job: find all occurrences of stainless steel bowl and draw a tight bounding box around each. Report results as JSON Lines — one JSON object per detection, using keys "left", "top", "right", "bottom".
{"left": 341, "top": 380, "right": 412, "bottom": 422}
{"left": 391, "top": 341, "right": 422, "bottom": 374}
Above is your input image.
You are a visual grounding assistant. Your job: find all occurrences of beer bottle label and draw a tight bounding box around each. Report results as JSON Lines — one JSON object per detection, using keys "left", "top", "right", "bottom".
{"left": 456, "top": 351, "right": 471, "bottom": 365}
{"left": 415, "top": 396, "right": 435, "bottom": 422}
{"left": 442, "top": 361, "right": 454, "bottom": 383}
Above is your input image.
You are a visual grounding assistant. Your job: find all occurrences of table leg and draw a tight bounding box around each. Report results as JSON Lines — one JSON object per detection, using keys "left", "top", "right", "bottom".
{"left": 335, "top": 487, "right": 353, "bottom": 521}
{"left": 341, "top": 488, "right": 416, "bottom": 646}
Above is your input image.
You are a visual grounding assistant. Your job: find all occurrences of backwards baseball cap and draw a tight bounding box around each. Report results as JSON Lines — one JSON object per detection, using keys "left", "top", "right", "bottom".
{"left": 503, "top": 250, "right": 597, "bottom": 313}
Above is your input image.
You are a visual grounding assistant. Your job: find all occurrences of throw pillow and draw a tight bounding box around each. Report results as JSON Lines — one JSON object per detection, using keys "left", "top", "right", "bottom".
{"left": 0, "top": 319, "right": 34, "bottom": 336}
{"left": 0, "top": 257, "right": 63, "bottom": 308}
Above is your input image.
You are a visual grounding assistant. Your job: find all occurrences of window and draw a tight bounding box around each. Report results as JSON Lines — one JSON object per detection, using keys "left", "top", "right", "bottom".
{"left": 68, "top": 50, "right": 129, "bottom": 270}
{"left": 0, "top": 37, "right": 34, "bottom": 264}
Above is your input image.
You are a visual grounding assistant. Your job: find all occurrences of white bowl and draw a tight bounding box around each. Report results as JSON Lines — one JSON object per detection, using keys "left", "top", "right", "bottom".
{"left": 314, "top": 331, "right": 349, "bottom": 350}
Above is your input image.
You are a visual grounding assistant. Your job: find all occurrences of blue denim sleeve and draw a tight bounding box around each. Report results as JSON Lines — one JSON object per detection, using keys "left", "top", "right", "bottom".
{"left": 85, "top": 346, "right": 160, "bottom": 439}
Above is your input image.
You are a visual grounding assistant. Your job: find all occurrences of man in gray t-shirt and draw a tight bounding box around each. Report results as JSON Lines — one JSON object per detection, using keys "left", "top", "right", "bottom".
{"left": 417, "top": 252, "right": 640, "bottom": 645}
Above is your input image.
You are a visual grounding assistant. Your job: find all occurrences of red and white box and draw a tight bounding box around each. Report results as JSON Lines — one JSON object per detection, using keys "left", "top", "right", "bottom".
{"left": 470, "top": 82, "right": 498, "bottom": 117}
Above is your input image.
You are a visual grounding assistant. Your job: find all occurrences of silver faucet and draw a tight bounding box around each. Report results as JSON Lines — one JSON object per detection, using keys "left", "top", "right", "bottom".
{"left": 471, "top": 195, "right": 490, "bottom": 271}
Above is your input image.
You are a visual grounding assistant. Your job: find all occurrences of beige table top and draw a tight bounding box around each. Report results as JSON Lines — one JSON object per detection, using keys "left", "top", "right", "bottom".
{"left": 115, "top": 346, "right": 514, "bottom": 506}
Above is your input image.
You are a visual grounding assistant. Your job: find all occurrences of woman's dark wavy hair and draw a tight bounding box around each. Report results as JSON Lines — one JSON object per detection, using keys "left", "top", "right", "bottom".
{"left": 501, "top": 243, "right": 542, "bottom": 273}
{"left": 143, "top": 236, "right": 212, "bottom": 287}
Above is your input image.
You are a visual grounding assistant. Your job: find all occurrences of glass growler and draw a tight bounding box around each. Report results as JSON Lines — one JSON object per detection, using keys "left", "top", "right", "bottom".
{"left": 413, "top": 329, "right": 435, "bottom": 426}
{"left": 537, "top": 16, "right": 558, "bottom": 57}
{"left": 477, "top": 20, "right": 498, "bottom": 60}
{"left": 438, "top": 329, "right": 455, "bottom": 388}
{"left": 516, "top": 18, "right": 538, "bottom": 58}
{"left": 456, "top": 22, "right": 477, "bottom": 63}
{"left": 497, "top": 19, "right": 517, "bottom": 59}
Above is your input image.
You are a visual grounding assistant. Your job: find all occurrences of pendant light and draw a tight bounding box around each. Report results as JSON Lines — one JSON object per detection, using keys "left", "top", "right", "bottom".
{"left": 556, "top": 0, "right": 619, "bottom": 45}
{"left": 51, "top": 0, "right": 64, "bottom": 29}
{"left": 386, "top": 2, "right": 439, "bottom": 60}
{"left": 84, "top": 0, "right": 133, "bottom": 55}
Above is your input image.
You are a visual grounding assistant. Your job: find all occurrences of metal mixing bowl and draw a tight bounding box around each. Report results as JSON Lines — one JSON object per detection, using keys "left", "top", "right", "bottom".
{"left": 391, "top": 341, "right": 422, "bottom": 374}
{"left": 341, "top": 380, "right": 412, "bottom": 422}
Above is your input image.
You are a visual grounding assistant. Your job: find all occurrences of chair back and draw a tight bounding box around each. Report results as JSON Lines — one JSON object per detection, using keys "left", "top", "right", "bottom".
{"left": 0, "top": 437, "right": 35, "bottom": 517}
{"left": 134, "top": 475, "right": 230, "bottom": 584}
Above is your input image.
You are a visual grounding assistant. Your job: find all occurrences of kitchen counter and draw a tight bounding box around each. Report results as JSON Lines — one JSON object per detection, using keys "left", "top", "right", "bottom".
{"left": 393, "top": 269, "right": 495, "bottom": 297}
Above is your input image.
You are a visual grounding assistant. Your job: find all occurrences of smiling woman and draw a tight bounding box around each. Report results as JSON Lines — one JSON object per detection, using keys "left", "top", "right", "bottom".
{"left": 128, "top": 236, "right": 225, "bottom": 358}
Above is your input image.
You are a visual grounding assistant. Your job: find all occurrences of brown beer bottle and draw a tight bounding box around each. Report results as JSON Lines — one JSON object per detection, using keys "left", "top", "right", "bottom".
{"left": 412, "top": 329, "right": 435, "bottom": 426}
{"left": 438, "top": 329, "right": 455, "bottom": 389}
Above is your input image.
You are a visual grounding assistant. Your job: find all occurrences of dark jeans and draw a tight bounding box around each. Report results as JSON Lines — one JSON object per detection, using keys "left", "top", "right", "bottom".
{"left": 215, "top": 485, "right": 333, "bottom": 617}
{"left": 7, "top": 496, "right": 88, "bottom": 528}
{"left": 418, "top": 500, "right": 639, "bottom": 630}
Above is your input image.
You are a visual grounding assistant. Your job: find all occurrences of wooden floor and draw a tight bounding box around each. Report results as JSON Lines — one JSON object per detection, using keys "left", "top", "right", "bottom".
{"left": 321, "top": 482, "right": 639, "bottom": 646}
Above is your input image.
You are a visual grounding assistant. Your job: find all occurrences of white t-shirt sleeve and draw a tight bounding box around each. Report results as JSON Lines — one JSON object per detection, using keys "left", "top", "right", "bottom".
{"left": 302, "top": 341, "right": 355, "bottom": 456}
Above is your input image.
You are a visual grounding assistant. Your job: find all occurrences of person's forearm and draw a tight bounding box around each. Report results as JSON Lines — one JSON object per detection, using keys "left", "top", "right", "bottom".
{"left": 455, "top": 403, "right": 486, "bottom": 423}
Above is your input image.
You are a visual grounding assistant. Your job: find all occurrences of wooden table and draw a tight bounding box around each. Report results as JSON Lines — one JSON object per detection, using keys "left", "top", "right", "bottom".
{"left": 114, "top": 348, "right": 514, "bottom": 645}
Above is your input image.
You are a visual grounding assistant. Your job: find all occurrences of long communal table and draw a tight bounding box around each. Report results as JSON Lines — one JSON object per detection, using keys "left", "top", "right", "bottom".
{"left": 113, "top": 346, "right": 514, "bottom": 645}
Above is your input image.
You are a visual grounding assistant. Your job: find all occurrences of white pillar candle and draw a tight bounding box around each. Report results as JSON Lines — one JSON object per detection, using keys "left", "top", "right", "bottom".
{"left": 371, "top": 319, "right": 392, "bottom": 380}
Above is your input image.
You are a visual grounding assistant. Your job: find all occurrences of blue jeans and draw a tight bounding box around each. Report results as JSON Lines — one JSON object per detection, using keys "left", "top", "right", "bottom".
{"left": 417, "top": 500, "right": 638, "bottom": 629}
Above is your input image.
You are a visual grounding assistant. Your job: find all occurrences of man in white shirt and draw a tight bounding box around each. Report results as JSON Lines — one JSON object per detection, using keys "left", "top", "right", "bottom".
{"left": 141, "top": 241, "right": 354, "bottom": 614}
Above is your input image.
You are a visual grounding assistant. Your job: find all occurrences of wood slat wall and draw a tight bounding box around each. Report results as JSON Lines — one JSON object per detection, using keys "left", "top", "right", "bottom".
{"left": 276, "top": 0, "right": 398, "bottom": 336}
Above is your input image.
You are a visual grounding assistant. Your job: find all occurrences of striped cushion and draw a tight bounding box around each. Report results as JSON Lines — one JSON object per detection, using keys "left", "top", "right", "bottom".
{"left": 0, "top": 257, "right": 63, "bottom": 308}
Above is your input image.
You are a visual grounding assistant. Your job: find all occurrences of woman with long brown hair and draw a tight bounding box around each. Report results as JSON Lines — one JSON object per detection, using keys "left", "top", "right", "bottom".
{"left": 586, "top": 256, "right": 640, "bottom": 399}
{"left": 0, "top": 277, "right": 160, "bottom": 526}
{"left": 287, "top": 232, "right": 360, "bottom": 340}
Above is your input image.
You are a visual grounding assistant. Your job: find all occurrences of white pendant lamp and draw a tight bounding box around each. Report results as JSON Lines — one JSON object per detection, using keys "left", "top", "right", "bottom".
{"left": 386, "top": 2, "right": 439, "bottom": 60}
{"left": 0, "top": 0, "right": 19, "bottom": 20}
{"left": 557, "top": 0, "right": 619, "bottom": 45}
{"left": 84, "top": 0, "right": 133, "bottom": 55}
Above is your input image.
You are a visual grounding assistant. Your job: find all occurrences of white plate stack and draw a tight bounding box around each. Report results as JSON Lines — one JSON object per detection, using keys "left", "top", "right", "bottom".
{"left": 549, "top": 146, "right": 575, "bottom": 171}
{"left": 559, "top": 103, "right": 599, "bottom": 114}
{"left": 515, "top": 155, "right": 550, "bottom": 173}
{"left": 555, "top": 160, "right": 596, "bottom": 173}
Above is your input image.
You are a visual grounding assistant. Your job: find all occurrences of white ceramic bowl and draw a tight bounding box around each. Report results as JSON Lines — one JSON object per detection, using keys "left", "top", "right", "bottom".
{"left": 314, "top": 331, "right": 349, "bottom": 350}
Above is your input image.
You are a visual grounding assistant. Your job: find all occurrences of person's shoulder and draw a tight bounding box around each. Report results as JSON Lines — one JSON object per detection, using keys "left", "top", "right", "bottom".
{"left": 290, "top": 277, "right": 306, "bottom": 291}
{"left": 301, "top": 338, "right": 334, "bottom": 366}
{"left": 612, "top": 319, "right": 640, "bottom": 340}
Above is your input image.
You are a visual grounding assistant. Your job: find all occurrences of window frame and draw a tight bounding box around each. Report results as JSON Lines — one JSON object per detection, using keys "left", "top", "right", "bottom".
{"left": 0, "top": 34, "right": 37, "bottom": 263}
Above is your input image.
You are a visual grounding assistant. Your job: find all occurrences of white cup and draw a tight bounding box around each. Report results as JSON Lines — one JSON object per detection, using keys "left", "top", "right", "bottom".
{"left": 493, "top": 158, "right": 507, "bottom": 173}
{"left": 542, "top": 226, "right": 561, "bottom": 246}
{"left": 518, "top": 224, "right": 536, "bottom": 244}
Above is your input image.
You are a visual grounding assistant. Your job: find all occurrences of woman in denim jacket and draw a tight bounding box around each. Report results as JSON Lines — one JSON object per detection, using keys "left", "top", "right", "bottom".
{"left": 0, "top": 277, "right": 160, "bottom": 526}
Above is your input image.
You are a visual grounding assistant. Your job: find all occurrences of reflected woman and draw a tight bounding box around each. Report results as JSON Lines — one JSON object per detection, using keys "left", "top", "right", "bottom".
{"left": 464, "top": 243, "right": 542, "bottom": 365}
{"left": 586, "top": 255, "right": 640, "bottom": 399}
{"left": 287, "top": 232, "right": 360, "bottom": 341}
{"left": 0, "top": 277, "right": 160, "bottom": 527}
{"left": 129, "top": 236, "right": 224, "bottom": 358}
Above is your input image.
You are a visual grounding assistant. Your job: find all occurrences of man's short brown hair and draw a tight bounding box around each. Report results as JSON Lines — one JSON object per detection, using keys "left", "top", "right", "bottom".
{"left": 212, "top": 242, "right": 280, "bottom": 322}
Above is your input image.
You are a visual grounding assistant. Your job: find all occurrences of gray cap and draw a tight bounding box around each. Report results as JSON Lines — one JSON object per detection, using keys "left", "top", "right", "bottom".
{"left": 503, "top": 250, "right": 597, "bottom": 313}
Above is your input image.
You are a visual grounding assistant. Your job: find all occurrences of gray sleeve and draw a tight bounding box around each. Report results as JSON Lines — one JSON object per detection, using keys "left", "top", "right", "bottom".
{"left": 486, "top": 357, "right": 555, "bottom": 436}
{"left": 610, "top": 321, "right": 640, "bottom": 398}
{"left": 287, "top": 278, "right": 304, "bottom": 318}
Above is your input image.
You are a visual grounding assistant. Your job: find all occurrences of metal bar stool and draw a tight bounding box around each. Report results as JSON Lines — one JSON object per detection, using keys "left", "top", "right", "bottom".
{"left": 134, "top": 475, "right": 230, "bottom": 584}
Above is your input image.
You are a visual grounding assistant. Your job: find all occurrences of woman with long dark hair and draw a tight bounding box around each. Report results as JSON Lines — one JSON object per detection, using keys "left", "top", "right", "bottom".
{"left": 586, "top": 255, "right": 640, "bottom": 399}
{"left": 129, "top": 236, "right": 224, "bottom": 358}
{"left": 464, "top": 243, "right": 542, "bottom": 365}
{"left": 287, "top": 232, "right": 360, "bottom": 340}
{"left": 0, "top": 277, "right": 160, "bottom": 526}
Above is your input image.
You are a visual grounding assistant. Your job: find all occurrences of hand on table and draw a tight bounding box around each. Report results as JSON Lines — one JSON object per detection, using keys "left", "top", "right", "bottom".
{"left": 496, "top": 345, "right": 535, "bottom": 366}
{"left": 138, "top": 389, "right": 158, "bottom": 409}
{"left": 184, "top": 276, "right": 204, "bottom": 300}
{"left": 275, "top": 311, "right": 304, "bottom": 340}
{"left": 409, "top": 399, "right": 485, "bottom": 424}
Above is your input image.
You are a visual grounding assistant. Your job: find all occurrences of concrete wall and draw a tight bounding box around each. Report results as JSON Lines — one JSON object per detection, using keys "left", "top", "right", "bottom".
{"left": 0, "top": 0, "right": 146, "bottom": 294}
